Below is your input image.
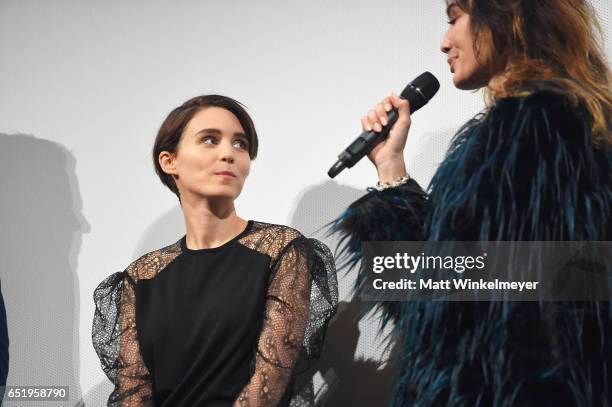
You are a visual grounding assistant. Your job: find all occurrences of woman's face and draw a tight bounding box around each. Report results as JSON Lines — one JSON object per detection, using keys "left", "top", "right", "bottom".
{"left": 440, "top": 1, "right": 492, "bottom": 90}
{"left": 168, "top": 107, "right": 251, "bottom": 202}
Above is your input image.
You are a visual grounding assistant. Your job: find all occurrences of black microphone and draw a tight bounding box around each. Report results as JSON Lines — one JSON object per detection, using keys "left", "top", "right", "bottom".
{"left": 327, "top": 72, "right": 440, "bottom": 178}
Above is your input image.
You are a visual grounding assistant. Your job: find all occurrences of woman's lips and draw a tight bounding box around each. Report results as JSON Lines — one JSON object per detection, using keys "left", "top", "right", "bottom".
{"left": 448, "top": 57, "right": 457, "bottom": 73}
{"left": 215, "top": 171, "right": 236, "bottom": 179}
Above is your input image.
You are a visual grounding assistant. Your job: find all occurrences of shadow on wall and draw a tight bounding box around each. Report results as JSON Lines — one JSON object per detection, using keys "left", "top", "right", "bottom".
{"left": 0, "top": 133, "right": 89, "bottom": 407}
{"left": 408, "top": 127, "right": 463, "bottom": 190}
{"left": 132, "top": 206, "right": 185, "bottom": 259}
{"left": 289, "top": 180, "right": 400, "bottom": 406}
{"left": 80, "top": 378, "right": 113, "bottom": 407}
{"left": 316, "top": 299, "right": 401, "bottom": 407}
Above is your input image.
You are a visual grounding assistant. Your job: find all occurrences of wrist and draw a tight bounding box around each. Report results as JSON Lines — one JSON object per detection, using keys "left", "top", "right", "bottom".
{"left": 376, "top": 157, "right": 407, "bottom": 183}
{"left": 376, "top": 175, "right": 410, "bottom": 191}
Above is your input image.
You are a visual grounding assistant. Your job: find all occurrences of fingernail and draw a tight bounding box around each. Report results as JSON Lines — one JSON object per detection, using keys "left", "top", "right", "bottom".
{"left": 381, "top": 117, "right": 388, "bottom": 126}
{"left": 385, "top": 103, "right": 392, "bottom": 111}
{"left": 374, "top": 123, "right": 382, "bottom": 132}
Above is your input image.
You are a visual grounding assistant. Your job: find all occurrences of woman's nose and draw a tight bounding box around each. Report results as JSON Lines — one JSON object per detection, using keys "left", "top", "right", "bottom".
{"left": 440, "top": 32, "right": 452, "bottom": 54}
{"left": 220, "top": 143, "right": 235, "bottom": 164}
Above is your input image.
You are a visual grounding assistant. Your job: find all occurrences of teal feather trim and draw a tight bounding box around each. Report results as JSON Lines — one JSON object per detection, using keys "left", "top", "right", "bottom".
{"left": 332, "top": 90, "right": 612, "bottom": 406}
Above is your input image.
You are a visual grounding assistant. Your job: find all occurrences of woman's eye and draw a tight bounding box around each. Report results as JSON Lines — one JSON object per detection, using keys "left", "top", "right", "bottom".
{"left": 447, "top": 17, "right": 458, "bottom": 25}
{"left": 233, "top": 139, "right": 248, "bottom": 149}
{"left": 202, "top": 136, "right": 216, "bottom": 144}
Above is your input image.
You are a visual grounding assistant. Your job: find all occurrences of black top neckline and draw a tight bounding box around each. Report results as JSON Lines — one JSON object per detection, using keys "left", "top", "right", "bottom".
{"left": 180, "top": 220, "right": 254, "bottom": 254}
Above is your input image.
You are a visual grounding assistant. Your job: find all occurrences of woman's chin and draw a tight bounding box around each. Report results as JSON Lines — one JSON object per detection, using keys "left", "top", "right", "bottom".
{"left": 188, "top": 187, "right": 241, "bottom": 202}
{"left": 453, "top": 74, "right": 476, "bottom": 90}
{"left": 208, "top": 190, "right": 240, "bottom": 200}
{"left": 453, "top": 69, "right": 491, "bottom": 91}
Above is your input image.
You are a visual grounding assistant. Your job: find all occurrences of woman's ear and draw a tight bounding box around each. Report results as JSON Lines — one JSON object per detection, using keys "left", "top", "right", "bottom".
{"left": 159, "top": 151, "right": 178, "bottom": 177}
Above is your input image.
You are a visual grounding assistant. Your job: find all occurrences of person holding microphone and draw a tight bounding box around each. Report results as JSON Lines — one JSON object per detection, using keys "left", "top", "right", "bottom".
{"left": 334, "top": 0, "right": 612, "bottom": 405}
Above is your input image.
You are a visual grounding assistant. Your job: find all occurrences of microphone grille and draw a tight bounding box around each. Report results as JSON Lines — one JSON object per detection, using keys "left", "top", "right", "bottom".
{"left": 400, "top": 72, "right": 440, "bottom": 113}
{"left": 402, "top": 72, "right": 440, "bottom": 101}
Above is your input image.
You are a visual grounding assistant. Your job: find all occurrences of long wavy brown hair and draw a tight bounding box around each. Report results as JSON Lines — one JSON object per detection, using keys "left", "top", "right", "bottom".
{"left": 449, "top": 0, "right": 612, "bottom": 145}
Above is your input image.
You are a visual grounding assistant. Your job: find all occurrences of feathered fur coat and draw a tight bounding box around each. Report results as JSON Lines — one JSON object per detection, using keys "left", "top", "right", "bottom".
{"left": 334, "top": 90, "right": 612, "bottom": 406}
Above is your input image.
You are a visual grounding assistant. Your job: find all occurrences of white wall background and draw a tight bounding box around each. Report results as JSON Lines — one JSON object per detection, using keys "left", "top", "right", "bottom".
{"left": 0, "top": 0, "right": 609, "bottom": 405}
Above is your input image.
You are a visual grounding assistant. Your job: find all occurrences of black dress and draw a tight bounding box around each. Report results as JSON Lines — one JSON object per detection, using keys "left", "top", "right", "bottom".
{"left": 92, "top": 221, "right": 338, "bottom": 407}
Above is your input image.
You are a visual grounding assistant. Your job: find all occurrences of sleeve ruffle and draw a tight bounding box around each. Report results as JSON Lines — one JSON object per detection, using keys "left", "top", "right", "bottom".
{"left": 235, "top": 236, "right": 338, "bottom": 407}
{"left": 289, "top": 237, "right": 338, "bottom": 407}
{"left": 332, "top": 179, "right": 428, "bottom": 267}
{"left": 330, "top": 179, "right": 428, "bottom": 326}
{"left": 92, "top": 271, "right": 153, "bottom": 407}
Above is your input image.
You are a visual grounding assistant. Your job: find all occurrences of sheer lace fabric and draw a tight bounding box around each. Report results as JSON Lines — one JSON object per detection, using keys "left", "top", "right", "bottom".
{"left": 92, "top": 222, "right": 337, "bottom": 406}
{"left": 92, "top": 241, "right": 181, "bottom": 406}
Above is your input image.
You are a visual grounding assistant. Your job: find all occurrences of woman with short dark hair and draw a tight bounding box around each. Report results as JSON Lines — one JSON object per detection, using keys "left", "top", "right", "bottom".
{"left": 93, "top": 94, "right": 337, "bottom": 407}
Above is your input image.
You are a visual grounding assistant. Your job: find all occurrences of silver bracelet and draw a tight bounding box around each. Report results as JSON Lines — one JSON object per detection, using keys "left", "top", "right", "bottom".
{"left": 375, "top": 175, "right": 411, "bottom": 191}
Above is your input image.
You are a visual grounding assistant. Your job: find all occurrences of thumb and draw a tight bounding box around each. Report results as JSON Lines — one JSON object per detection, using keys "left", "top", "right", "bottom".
{"left": 389, "top": 93, "right": 411, "bottom": 120}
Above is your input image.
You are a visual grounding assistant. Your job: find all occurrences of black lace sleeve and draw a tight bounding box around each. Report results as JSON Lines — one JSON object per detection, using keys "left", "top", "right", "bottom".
{"left": 234, "top": 236, "right": 338, "bottom": 407}
{"left": 92, "top": 271, "right": 153, "bottom": 407}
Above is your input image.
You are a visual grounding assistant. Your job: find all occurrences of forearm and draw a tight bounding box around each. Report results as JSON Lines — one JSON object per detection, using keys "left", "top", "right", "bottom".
{"left": 233, "top": 355, "right": 293, "bottom": 407}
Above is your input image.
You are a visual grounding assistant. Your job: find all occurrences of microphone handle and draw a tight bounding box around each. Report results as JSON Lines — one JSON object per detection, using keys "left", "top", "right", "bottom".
{"left": 327, "top": 109, "right": 399, "bottom": 178}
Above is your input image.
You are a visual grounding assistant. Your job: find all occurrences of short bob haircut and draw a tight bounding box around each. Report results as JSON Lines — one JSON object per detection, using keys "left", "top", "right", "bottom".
{"left": 152, "top": 94, "right": 259, "bottom": 201}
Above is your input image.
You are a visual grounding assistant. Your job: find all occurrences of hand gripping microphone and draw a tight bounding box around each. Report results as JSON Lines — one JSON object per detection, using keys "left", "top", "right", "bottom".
{"left": 327, "top": 72, "right": 440, "bottom": 178}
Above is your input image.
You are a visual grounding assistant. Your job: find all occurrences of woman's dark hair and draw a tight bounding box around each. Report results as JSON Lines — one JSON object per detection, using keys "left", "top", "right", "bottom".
{"left": 448, "top": 0, "right": 612, "bottom": 144}
{"left": 152, "top": 94, "right": 259, "bottom": 200}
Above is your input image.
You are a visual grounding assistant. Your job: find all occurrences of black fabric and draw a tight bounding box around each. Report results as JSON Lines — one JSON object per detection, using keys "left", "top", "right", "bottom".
{"left": 0, "top": 280, "right": 8, "bottom": 405}
{"left": 93, "top": 221, "right": 338, "bottom": 407}
{"left": 136, "top": 239, "right": 271, "bottom": 406}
